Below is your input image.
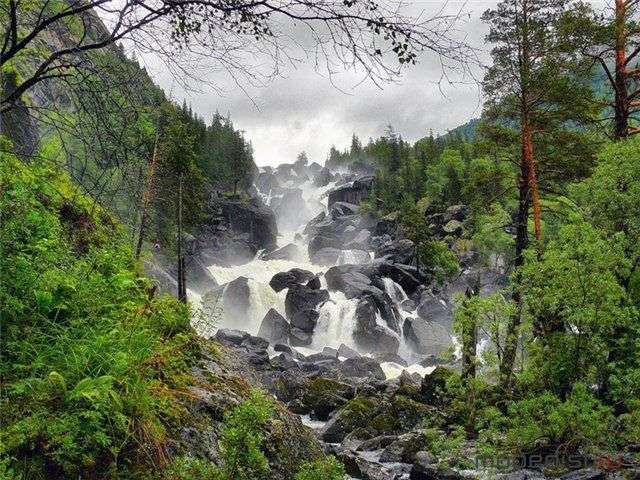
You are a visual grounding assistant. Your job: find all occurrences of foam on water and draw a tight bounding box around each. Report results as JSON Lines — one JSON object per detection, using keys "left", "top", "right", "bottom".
{"left": 311, "top": 292, "right": 360, "bottom": 350}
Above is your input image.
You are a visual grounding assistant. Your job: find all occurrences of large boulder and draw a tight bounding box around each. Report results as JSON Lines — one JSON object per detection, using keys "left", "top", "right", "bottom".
{"left": 218, "top": 198, "right": 278, "bottom": 251}
{"left": 337, "top": 249, "right": 371, "bottom": 265}
{"left": 284, "top": 285, "right": 330, "bottom": 322}
{"left": 310, "top": 247, "right": 342, "bottom": 266}
{"left": 338, "top": 357, "right": 385, "bottom": 380}
{"left": 262, "top": 243, "right": 304, "bottom": 262}
{"left": 308, "top": 234, "right": 341, "bottom": 257}
{"left": 354, "top": 296, "right": 400, "bottom": 354}
{"left": 313, "top": 167, "right": 333, "bottom": 187}
{"left": 290, "top": 309, "right": 320, "bottom": 333}
{"left": 255, "top": 171, "right": 280, "bottom": 193}
{"left": 202, "top": 277, "right": 251, "bottom": 327}
{"left": 377, "top": 261, "right": 424, "bottom": 296}
{"left": 345, "top": 229, "right": 371, "bottom": 251}
{"left": 257, "top": 309, "right": 290, "bottom": 344}
{"left": 269, "top": 268, "right": 315, "bottom": 293}
{"left": 375, "top": 238, "right": 414, "bottom": 265}
{"left": 330, "top": 201, "right": 359, "bottom": 219}
{"left": 403, "top": 317, "right": 452, "bottom": 356}
{"left": 328, "top": 175, "right": 374, "bottom": 207}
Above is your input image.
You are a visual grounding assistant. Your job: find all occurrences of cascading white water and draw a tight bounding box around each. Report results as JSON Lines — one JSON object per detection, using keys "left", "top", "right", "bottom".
{"left": 311, "top": 292, "right": 360, "bottom": 350}
{"left": 194, "top": 168, "right": 452, "bottom": 377}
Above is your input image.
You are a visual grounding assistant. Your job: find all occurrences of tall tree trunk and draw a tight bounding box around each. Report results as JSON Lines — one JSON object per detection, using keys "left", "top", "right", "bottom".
{"left": 614, "top": 0, "right": 629, "bottom": 140}
{"left": 522, "top": 113, "right": 542, "bottom": 249}
{"left": 461, "top": 274, "right": 481, "bottom": 381}
{"left": 177, "top": 172, "right": 187, "bottom": 303}
{"left": 135, "top": 130, "right": 160, "bottom": 260}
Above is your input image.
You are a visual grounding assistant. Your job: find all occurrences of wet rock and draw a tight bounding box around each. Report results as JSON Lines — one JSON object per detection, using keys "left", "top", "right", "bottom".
{"left": 262, "top": 243, "right": 304, "bottom": 262}
{"left": 290, "top": 309, "right": 320, "bottom": 332}
{"left": 379, "top": 432, "right": 427, "bottom": 463}
{"left": 354, "top": 296, "right": 400, "bottom": 354}
{"left": 274, "top": 343, "right": 293, "bottom": 354}
{"left": 212, "top": 239, "right": 258, "bottom": 266}
{"left": 306, "top": 275, "right": 321, "bottom": 290}
{"left": 377, "top": 262, "right": 424, "bottom": 296}
{"left": 376, "top": 238, "right": 415, "bottom": 265}
{"left": 411, "top": 451, "right": 460, "bottom": 480}
{"left": 271, "top": 352, "right": 299, "bottom": 370}
{"left": 330, "top": 201, "right": 359, "bottom": 219}
{"left": 346, "top": 229, "right": 372, "bottom": 250}
{"left": 217, "top": 198, "right": 278, "bottom": 251}
{"left": 338, "top": 356, "right": 385, "bottom": 381}
{"left": 255, "top": 171, "right": 280, "bottom": 193}
{"left": 313, "top": 167, "right": 333, "bottom": 187}
{"left": 143, "top": 260, "right": 178, "bottom": 295}
{"left": 357, "top": 435, "right": 398, "bottom": 452}
{"left": 257, "top": 308, "right": 290, "bottom": 344}
{"left": 322, "top": 346, "right": 339, "bottom": 358}
{"left": 214, "top": 328, "right": 249, "bottom": 346}
{"left": 309, "top": 234, "right": 341, "bottom": 256}
{"left": 270, "top": 268, "right": 315, "bottom": 293}
{"left": 374, "top": 352, "right": 408, "bottom": 367}
{"left": 328, "top": 175, "right": 374, "bottom": 207}
{"left": 310, "top": 247, "right": 342, "bottom": 266}
{"left": 301, "top": 377, "right": 353, "bottom": 420}
{"left": 290, "top": 327, "right": 313, "bottom": 347}
{"left": 338, "top": 343, "right": 361, "bottom": 359}
{"left": 374, "top": 212, "right": 399, "bottom": 236}
{"left": 403, "top": 317, "right": 452, "bottom": 357}
{"left": 285, "top": 285, "right": 330, "bottom": 322}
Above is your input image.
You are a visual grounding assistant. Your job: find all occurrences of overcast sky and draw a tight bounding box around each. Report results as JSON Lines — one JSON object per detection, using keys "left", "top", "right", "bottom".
{"left": 132, "top": 1, "right": 515, "bottom": 166}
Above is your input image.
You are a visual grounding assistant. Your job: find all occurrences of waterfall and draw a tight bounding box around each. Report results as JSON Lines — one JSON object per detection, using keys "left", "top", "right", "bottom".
{"left": 311, "top": 292, "right": 360, "bottom": 350}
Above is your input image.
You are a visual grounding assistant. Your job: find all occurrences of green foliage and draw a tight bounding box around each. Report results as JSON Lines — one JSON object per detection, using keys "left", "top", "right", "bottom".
{"left": 480, "top": 384, "right": 615, "bottom": 455}
{"left": 294, "top": 456, "right": 345, "bottom": 480}
{"left": 519, "top": 221, "right": 629, "bottom": 393}
{"left": 217, "top": 390, "right": 274, "bottom": 480}
{"left": 0, "top": 149, "right": 198, "bottom": 478}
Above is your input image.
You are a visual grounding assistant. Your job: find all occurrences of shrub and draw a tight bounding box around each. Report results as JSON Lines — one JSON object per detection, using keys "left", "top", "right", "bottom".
{"left": 295, "top": 456, "right": 345, "bottom": 480}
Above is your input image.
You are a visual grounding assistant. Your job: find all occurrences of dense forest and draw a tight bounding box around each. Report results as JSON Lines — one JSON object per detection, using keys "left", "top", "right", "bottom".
{"left": 2, "top": 0, "right": 640, "bottom": 479}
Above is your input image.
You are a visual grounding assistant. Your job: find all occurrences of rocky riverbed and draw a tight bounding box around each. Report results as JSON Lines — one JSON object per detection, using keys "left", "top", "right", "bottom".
{"left": 146, "top": 157, "right": 631, "bottom": 480}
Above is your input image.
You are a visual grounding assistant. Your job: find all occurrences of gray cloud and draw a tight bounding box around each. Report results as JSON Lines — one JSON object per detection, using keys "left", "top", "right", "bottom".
{"left": 136, "top": 1, "right": 497, "bottom": 166}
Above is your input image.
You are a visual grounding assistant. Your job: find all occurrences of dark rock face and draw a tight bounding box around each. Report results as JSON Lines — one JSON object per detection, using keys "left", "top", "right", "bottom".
{"left": 328, "top": 175, "right": 375, "bottom": 207}
{"left": 202, "top": 277, "right": 252, "bottom": 327}
{"left": 306, "top": 276, "right": 321, "bottom": 290}
{"left": 290, "top": 309, "right": 320, "bottom": 332}
{"left": 330, "top": 201, "right": 359, "bottom": 219}
{"left": 289, "top": 327, "right": 313, "bottom": 347}
{"left": 379, "top": 432, "right": 427, "bottom": 463}
{"left": 269, "top": 268, "right": 315, "bottom": 293}
{"left": 354, "top": 296, "right": 400, "bottom": 354}
{"left": 376, "top": 238, "right": 415, "bottom": 265}
{"left": 262, "top": 243, "right": 304, "bottom": 262}
{"left": 258, "top": 309, "right": 290, "bottom": 344}
{"left": 310, "top": 247, "right": 342, "bottom": 266}
{"left": 308, "top": 234, "right": 341, "bottom": 257}
{"left": 285, "top": 285, "right": 330, "bottom": 322}
{"left": 410, "top": 453, "right": 462, "bottom": 480}
{"left": 218, "top": 198, "right": 278, "bottom": 252}
{"left": 338, "top": 344, "right": 361, "bottom": 359}
{"left": 337, "top": 356, "right": 385, "bottom": 381}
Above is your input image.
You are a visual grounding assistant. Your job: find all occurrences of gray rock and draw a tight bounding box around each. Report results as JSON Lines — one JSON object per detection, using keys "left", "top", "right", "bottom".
{"left": 354, "top": 296, "right": 400, "bottom": 354}
{"left": 285, "top": 285, "right": 330, "bottom": 322}
{"left": 290, "top": 327, "right": 313, "bottom": 346}
{"left": 257, "top": 309, "right": 290, "bottom": 344}
{"left": 338, "top": 344, "right": 361, "bottom": 359}
{"left": 269, "top": 268, "right": 315, "bottom": 292}
{"left": 446, "top": 204, "right": 469, "bottom": 222}
{"left": 218, "top": 198, "right": 278, "bottom": 251}
{"left": 214, "top": 328, "right": 249, "bottom": 346}
{"left": 310, "top": 247, "right": 342, "bottom": 266}
{"left": 306, "top": 275, "right": 321, "bottom": 290}
{"left": 379, "top": 432, "right": 426, "bottom": 463}
{"left": 290, "top": 309, "right": 320, "bottom": 333}
{"left": 330, "top": 201, "right": 359, "bottom": 219}
{"left": 338, "top": 356, "right": 385, "bottom": 381}
{"left": 327, "top": 175, "right": 374, "bottom": 207}
{"left": 262, "top": 243, "right": 304, "bottom": 262}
